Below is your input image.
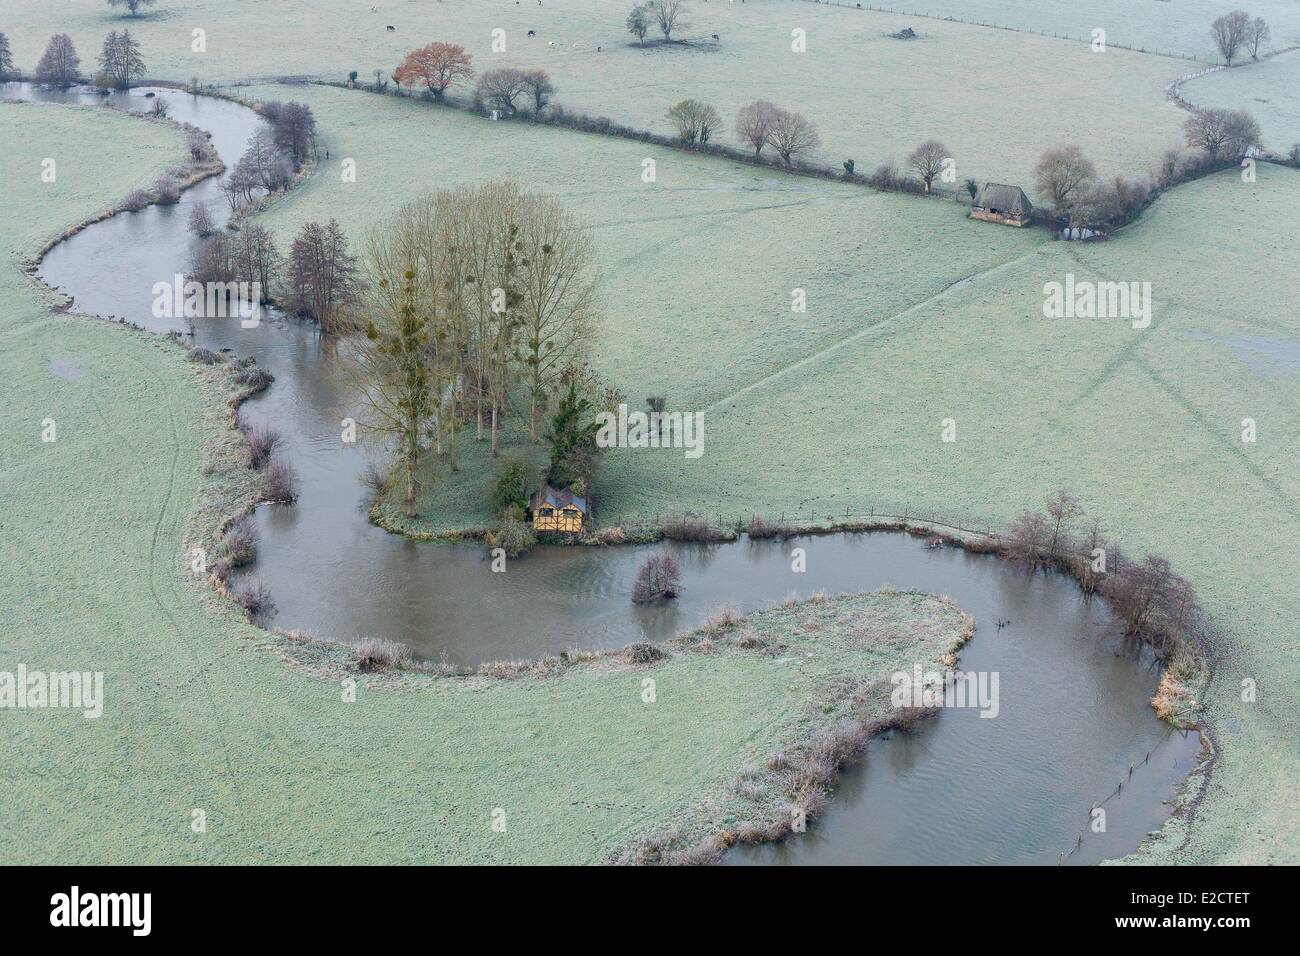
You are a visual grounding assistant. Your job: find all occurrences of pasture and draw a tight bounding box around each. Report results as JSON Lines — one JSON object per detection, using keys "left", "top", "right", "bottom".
{"left": 246, "top": 85, "right": 1300, "bottom": 863}
{"left": 0, "top": 0, "right": 1296, "bottom": 866}
{"left": 0, "top": 102, "right": 975, "bottom": 864}
{"left": 3, "top": 0, "right": 1191, "bottom": 190}
{"left": 1183, "top": 48, "right": 1300, "bottom": 151}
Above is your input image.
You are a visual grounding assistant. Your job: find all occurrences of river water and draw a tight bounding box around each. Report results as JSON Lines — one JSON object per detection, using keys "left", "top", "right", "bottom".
{"left": 10, "top": 82, "right": 1201, "bottom": 865}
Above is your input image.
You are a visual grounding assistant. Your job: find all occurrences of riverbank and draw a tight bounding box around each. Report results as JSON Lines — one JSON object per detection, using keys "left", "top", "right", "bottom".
{"left": 0, "top": 99, "right": 990, "bottom": 865}
{"left": 2, "top": 85, "right": 1289, "bottom": 868}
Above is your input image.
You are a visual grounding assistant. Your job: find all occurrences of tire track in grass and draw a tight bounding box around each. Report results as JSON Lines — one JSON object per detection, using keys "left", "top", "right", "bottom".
{"left": 700, "top": 248, "right": 1041, "bottom": 414}
{"left": 1133, "top": 353, "right": 1300, "bottom": 522}
{"left": 123, "top": 343, "right": 251, "bottom": 849}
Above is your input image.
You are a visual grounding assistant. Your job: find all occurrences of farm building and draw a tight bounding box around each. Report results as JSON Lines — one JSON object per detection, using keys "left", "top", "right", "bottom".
{"left": 970, "top": 183, "right": 1032, "bottom": 226}
{"left": 529, "top": 485, "right": 587, "bottom": 533}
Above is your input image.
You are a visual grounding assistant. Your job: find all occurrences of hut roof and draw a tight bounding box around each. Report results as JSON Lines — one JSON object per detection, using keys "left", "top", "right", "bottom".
{"left": 973, "top": 183, "right": 1032, "bottom": 215}
{"left": 530, "top": 485, "right": 587, "bottom": 513}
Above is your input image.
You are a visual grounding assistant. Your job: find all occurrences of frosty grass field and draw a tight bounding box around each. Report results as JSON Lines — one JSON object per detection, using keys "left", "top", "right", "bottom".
{"left": 1184, "top": 47, "right": 1300, "bottom": 149}
{"left": 2, "top": 0, "right": 1298, "bottom": 864}
{"left": 0, "top": 105, "right": 973, "bottom": 864}
{"left": 5, "top": 0, "right": 1193, "bottom": 188}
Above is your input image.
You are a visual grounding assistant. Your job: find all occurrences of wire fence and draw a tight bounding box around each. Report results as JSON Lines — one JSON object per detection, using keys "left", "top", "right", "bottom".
{"left": 794, "top": 0, "right": 1209, "bottom": 63}
{"left": 606, "top": 504, "right": 1005, "bottom": 541}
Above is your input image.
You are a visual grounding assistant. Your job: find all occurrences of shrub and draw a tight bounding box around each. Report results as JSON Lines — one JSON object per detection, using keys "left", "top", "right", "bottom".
{"left": 632, "top": 551, "right": 682, "bottom": 603}
{"left": 359, "top": 460, "right": 394, "bottom": 503}
{"left": 747, "top": 514, "right": 792, "bottom": 539}
{"left": 121, "top": 189, "right": 151, "bottom": 212}
{"left": 1290, "top": 143, "right": 1300, "bottom": 168}
{"left": 245, "top": 425, "right": 281, "bottom": 469}
{"left": 492, "top": 459, "right": 531, "bottom": 516}
{"left": 186, "top": 346, "right": 220, "bottom": 365}
{"left": 154, "top": 178, "right": 182, "bottom": 205}
{"left": 231, "top": 578, "right": 273, "bottom": 617}
{"left": 261, "top": 458, "right": 299, "bottom": 502}
{"left": 624, "top": 641, "right": 667, "bottom": 664}
{"left": 233, "top": 366, "right": 274, "bottom": 393}
{"left": 662, "top": 513, "right": 725, "bottom": 542}
{"left": 221, "top": 516, "right": 257, "bottom": 567}
{"left": 485, "top": 519, "right": 536, "bottom": 558}
{"left": 1150, "top": 671, "right": 1185, "bottom": 721}
{"left": 353, "top": 637, "right": 408, "bottom": 672}
{"left": 596, "top": 526, "right": 627, "bottom": 545}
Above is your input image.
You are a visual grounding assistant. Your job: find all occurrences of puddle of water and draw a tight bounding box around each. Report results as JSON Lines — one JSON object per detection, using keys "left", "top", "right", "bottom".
{"left": 47, "top": 355, "right": 84, "bottom": 380}
{"left": 8, "top": 81, "right": 1199, "bottom": 865}
{"left": 1186, "top": 330, "right": 1300, "bottom": 378}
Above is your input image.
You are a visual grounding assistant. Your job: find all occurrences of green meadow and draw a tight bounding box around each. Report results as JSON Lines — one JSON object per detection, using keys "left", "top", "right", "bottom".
{"left": 0, "top": 0, "right": 1296, "bottom": 865}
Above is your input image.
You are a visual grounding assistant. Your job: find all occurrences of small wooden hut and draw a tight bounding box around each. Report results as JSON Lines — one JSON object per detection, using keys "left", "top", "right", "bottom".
{"left": 528, "top": 485, "right": 587, "bottom": 533}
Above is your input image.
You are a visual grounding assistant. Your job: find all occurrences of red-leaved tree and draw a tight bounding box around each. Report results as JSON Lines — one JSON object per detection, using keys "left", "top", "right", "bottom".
{"left": 394, "top": 42, "right": 474, "bottom": 100}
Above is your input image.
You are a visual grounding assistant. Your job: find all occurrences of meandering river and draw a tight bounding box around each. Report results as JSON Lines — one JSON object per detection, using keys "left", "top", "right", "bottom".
{"left": 9, "top": 82, "right": 1201, "bottom": 865}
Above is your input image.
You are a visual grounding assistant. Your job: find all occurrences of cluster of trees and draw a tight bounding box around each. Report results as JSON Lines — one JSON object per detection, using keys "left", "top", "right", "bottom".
{"left": 25, "top": 28, "right": 157, "bottom": 89}
{"left": 1211, "top": 10, "right": 1270, "bottom": 65}
{"left": 1183, "top": 107, "right": 1262, "bottom": 159}
{"left": 475, "top": 67, "right": 555, "bottom": 115}
{"left": 1002, "top": 491, "right": 1203, "bottom": 655}
{"left": 189, "top": 217, "right": 360, "bottom": 330}
{"left": 389, "top": 42, "right": 555, "bottom": 117}
{"left": 33, "top": 34, "right": 82, "bottom": 87}
{"left": 1032, "top": 104, "right": 1261, "bottom": 232}
{"left": 627, "top": 1, "right": 690, "bottom": 45}
{"left": 666, "top": 98, "right": 722, "bottom": 144}
{"left": 350, "top": 183, "right": 603, "bottom": 517}
{"left": 734, "top": 100, "right": 821, "bottom": 165}
{"left": 96, "top": 30, "right": 145, "bottom": 88}
{"left": 219, "top": 101, "right": 316, "bottom": 208}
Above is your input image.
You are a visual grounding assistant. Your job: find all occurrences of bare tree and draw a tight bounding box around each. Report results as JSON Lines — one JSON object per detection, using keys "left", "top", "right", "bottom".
{"left": 648, "top": 0, "right": 689, "bottom": 42}
{"left": 735, "top": 100, "right": 778, "bottom": 157}
{"left": 352, "top": 251, "right": 435, "bottom": 518}
{"left": 1211, "top": 10, "right": 1251, "bottom": 65}
{"left": 626, "top": 4, "right": 650, "bottom": 45}
{"left": 632, "top": 551, "right": 682, "bottom": 602}
{"left": 1101, "top": 554, "right": 1196, "bottom": 647}
{"left": 187, "top": 200, "right": 216, "bottom": 238}
{"left": 265, "top": 101, "right": 315, "bottom": 169}
{"left": 35, "top": 34, "right": 81, "bottom": 87}
{"left": 516, "top": 194, "right": 596, "bottom": 442}
{"left": 232, "top": 223, "right": 282, "bottom": 299}
{"left": 666, "top": 98, "right": 723, "bottom": 144}
{"left": 521, "top": 68, "right": 555, "bottom": 114}
{"left": 1185, "top": 107, "right": 1259, "bottom": 158}
{"left": 1184, "top": 108, "right": 1230, "bottom": 155}
{"left": 1247, "top": 17, "right": 1270, "bottom": 59}
{"left": 1034, "top": 145, "right": 1096, "bottom": 225}
{"left": 107, "top": 0, "right": 157, "bottom": 15}
{"left": 907, "top": 140, "right": 948, "bottom": 193}
{"left": 767, "top": 107, "right": 821, "bottom": 165}
{"left": 241, "top": 128, "right": 294, "bottom": 192}
{"left": 287, "top": 220, "right": 362, "bottom": 331}
{"left": 1222, "top": 109, "right": 1262, "bottom": 158}
{"left": 1003, "top": 510, "right": 1050, "bottom": 572}
{"left": 475, "top": 67, "right": 529, "bottom": 113}
{"left": 1044, "top": 489, "right": 1082, "bottom": 561}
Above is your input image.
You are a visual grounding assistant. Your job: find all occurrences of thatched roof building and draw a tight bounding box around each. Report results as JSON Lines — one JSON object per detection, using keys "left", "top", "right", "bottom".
{"left": 971, "top": 183, "right": 1032, "bottom": 226}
